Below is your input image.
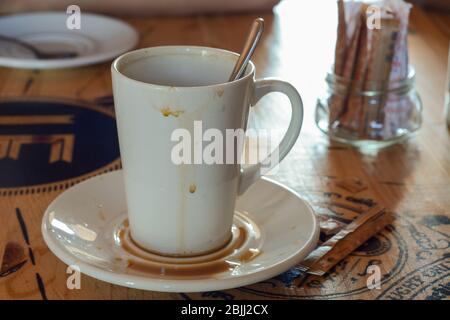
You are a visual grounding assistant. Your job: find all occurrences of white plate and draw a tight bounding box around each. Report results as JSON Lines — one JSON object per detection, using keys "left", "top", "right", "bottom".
{"left": 41, "top": 170, "right": 319, "bottom": 292}
{"left": 0, "top": 12, "right": 138, "bottom": 69}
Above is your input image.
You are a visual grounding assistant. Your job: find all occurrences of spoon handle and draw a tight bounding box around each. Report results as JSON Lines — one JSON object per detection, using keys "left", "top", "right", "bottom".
{"left": 228, "top": 18, "right": 264, "bottom": 82}
{"left": 0, "top": 34, "right": 42, "bottom": 57}
{"left": 0, "top": 34, "right": 78, "bottom": 59}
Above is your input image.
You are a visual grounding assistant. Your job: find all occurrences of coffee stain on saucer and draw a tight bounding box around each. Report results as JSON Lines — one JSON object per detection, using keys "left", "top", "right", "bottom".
{"left": 161, "top": 107, "right": 184, "bottom": 117}
{"left": 239, "top": 248, "right": 261, "bottom": 263}
{"left": 126, "top": 258, "right": 234, "bottom": 278}
{"left": 116, "top": 222, "right": 260, "bottom": 279}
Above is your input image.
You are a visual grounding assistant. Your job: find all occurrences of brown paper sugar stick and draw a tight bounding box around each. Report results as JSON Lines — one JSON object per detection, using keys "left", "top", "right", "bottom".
{"left": 329, "top": 4, "right": 364, "bottom": 126}
{"left": 329, "top": 0, "right": 349, "bottom": 125}
{"left": 339, "top": 6, "right": 371, "bottom": 132}
{"left": 362, "top": 18, "right": 399, "bottom": 138}
{"left": 298, "top": 206, "right": 393, "bottom": 276}
{"left": 334, "top": 0, "right": 347, "bottom": 76}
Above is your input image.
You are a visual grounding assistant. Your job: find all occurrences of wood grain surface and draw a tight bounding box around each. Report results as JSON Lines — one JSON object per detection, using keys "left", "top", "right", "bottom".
{"left": 0, "top": 0, "right": 449, "bottom": 300}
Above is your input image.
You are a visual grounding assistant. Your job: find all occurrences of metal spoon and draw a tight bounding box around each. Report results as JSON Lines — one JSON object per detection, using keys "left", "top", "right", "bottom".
{"left": 0, "top": 34, "right": 78, "bottom": 60}
{"left": 228, "top": 18, "right": 264, "bottom": 82}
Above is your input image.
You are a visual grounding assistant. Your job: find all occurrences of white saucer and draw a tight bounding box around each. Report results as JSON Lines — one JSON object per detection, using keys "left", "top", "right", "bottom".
{"left": 42, "top": 170, "right": 319, "bottom": 292}
{"left": 0, "top": 12, "right": 138, "bottom": 69}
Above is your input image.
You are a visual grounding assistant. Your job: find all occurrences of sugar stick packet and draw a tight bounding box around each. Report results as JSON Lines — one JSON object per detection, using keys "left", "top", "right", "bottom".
{"left": 329, "top": 0, "right": 412, "bottom": 140}
{"left": 298, "top": 205, "right": 393, "bottom": 276}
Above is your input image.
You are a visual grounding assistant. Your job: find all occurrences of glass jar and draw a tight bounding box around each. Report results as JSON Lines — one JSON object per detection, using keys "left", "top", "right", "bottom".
{"left": 315, "top": 67, "right": 422, "bottom": 148}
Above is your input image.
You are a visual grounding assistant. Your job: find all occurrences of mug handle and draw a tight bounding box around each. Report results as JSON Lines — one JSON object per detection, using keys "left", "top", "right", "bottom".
{"left": 238, "top": 78, "right": 303, "bottom": 195}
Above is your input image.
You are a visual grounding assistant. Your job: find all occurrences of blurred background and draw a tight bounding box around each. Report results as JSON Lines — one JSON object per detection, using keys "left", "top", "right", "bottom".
{"left": 0, "top": 0, "right": 449, "bottom": 16}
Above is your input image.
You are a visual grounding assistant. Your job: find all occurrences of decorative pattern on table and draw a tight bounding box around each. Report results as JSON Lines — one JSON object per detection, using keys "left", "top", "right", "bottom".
{"left": 0, "top": 96, "right": 121, "bottom": 299}
{"left": 0, "top": 98, "right": 121, "bottom": 196}
{"left": 1, "top": 208, "right": 48, "bottom": 300}
{"left": 182, "top": 176, "right": 449, "bottom": 300}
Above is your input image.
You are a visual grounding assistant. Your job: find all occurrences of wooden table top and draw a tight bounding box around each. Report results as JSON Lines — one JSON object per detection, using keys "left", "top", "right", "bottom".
{"left": 0, "top": 0, "right": 449, "bottom": 300}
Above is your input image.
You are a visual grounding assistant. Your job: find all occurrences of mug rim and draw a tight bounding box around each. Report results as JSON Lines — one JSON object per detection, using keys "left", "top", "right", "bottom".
{"left": 111, "top": 45, "right": 256, "bottom": 90}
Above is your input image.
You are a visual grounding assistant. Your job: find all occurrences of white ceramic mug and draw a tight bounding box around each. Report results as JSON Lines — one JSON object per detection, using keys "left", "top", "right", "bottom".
{"left": 111, "top": 46, "right": 303, "bottom": 256}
